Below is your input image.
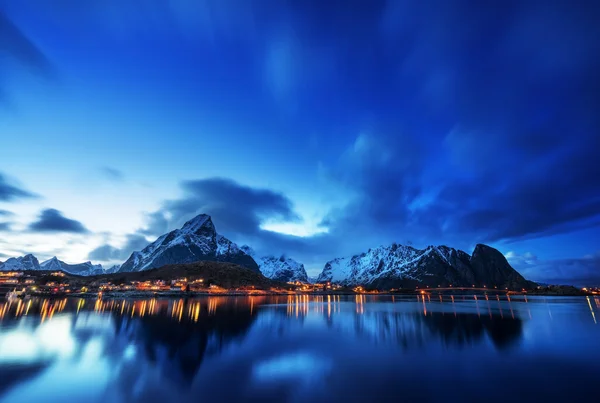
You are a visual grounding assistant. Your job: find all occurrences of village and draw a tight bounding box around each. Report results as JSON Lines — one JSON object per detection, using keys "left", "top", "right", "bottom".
{"left": 0, "top": 270, "right": 352, "bottom": 298}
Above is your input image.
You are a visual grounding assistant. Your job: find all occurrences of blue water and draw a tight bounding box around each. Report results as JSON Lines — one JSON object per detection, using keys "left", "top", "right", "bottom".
{"left": 0, "top": 295, "right": 598, "bottom": 402}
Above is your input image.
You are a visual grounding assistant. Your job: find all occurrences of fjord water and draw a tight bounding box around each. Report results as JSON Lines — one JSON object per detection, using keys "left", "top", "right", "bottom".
{"left": 0, "top": 295, "right": 598, "bottom": 403}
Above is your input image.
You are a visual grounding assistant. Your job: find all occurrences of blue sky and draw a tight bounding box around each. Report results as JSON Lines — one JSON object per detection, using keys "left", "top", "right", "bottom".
{"left": 1, "top": 0, "right": 599, "bottom": 285}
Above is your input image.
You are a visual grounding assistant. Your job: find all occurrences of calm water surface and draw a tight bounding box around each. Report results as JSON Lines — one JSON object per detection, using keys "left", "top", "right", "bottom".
{"left": 0, "top": 295, "right": 599, "bottom": 402}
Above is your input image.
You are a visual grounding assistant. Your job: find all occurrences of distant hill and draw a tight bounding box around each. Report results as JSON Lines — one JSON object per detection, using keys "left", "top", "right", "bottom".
{"left": 240, "top": 246, "right": 308, "bottom": 283}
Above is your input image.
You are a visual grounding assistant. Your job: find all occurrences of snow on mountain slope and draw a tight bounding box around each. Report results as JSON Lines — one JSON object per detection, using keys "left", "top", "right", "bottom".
{"left": 0, "top": 254, "right": 40, "bottom": 271}
{"left": 40, "top": 257, "right": 104, "bottom": 276}
{"left": 241, "top": 246, "right": 308, "bottom": 283}
{"left": 118, "top": 214, "right": 259, "bottom": 273}
{"left": 317, "top": 243, "right": 427, "bottom": 285}
{"left": 0, "top": 254, "right": 103, "bottom": 275}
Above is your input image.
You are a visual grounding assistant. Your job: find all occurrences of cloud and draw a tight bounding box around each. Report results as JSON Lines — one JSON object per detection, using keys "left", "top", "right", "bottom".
{"left": 138, "top": 211, "right": 169, "bottom": 237}
{"left": 307, "top": 1, "right": 600, "bottom": 259}
{"left": 507, "top": 251, "right": 600, "bottom": 287}
{"left": 157, "top": 177, "right": 301, "bottom": 237}
{"left": 88, "top": 234, "right": 149, "bottom": 262}
{"left": 0, "top": 10, "right": 55, "bottom": 104}
{"left": 99, "top": 166, "right": 124, "bottom": 181}
{"left": 28, "top": 209, "right": 89, "bottom": 234}
{"left": 0, "top": 222, "right": 11, "bottom": 232}
{"left": 0, "top": 209, "right": 14, "bottom": 217}
{"left": 0, "top": 173, "right": 37, "bottom": 201}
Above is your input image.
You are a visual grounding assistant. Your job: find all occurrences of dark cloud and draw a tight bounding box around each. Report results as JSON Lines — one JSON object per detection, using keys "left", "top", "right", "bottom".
{"left": 29, "top": 209, "right": 89, "bottom": 234}
{"left": 0, "top": 222, "right": 11, "bottom": 231}
{"left": 151, "top": 177, "right": 300, "bottom": 237}
{"left": 99, "top": 166, "right": 125, "bottom": 182}
{"left": 0, "top": 173, "right": 37, "bottom": 201}
{"left": 88, "top": 234, "right": 149, "bottom": 262}
{"left": 138, "top": 211, "right": 169, "bottom": 237}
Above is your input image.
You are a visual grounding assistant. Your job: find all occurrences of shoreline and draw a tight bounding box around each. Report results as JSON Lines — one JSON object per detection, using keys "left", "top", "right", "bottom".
{"left": 16, "top": 289, "right": 590, "bottom": 299}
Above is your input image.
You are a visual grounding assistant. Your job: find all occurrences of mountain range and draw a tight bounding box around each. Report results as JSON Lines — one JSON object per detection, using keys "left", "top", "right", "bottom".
{"left": 0, "top": 254, "right": 103, "bottom": 276}
{"left": 317, "top": 243, "right": 533, "bottom": 289}
{"left": 0, "top": 213, "right": 534, "bottom": 288}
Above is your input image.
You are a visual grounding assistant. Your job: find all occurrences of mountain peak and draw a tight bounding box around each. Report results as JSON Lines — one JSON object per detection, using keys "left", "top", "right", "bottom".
{"left": 181, "top": 214, "right": 214, "bottom": 235}
{"left": 118, "top": 214, "right": 260, "bottom": 273}
{"left": 472, "top": 244, "right": 503, "bottom": 259}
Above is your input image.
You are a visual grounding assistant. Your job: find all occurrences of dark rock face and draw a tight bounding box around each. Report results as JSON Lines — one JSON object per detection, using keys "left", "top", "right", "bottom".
{"left": 118, "top": 214, "right": 260, "bottom": 273}
{"left": 470, "top": 244, "right": 534, "bottom": 289}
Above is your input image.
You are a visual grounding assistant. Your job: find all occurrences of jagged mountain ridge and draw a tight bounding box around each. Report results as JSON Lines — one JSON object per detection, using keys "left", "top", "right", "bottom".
{"left": 40, "top": 256, "right": 103, "bottom": 276}
{"left": 317, "top": 243, "right": 533, "bottom": 289}
{"left": 0, "top": 254, "right": 41, "bottom": 271}
{"left": 118, "top": 214, "right": 260, "bottom": 273}
{"left": 0, "top": 254, "right": 104, "bottom": 275}
{"left": 240, "top": 246, "right": 308, "bottom": 283}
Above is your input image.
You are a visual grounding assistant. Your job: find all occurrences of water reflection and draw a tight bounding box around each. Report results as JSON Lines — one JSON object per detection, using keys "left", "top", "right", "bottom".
{"left": 0, "top": 295, "right": 599, "bottom": 402}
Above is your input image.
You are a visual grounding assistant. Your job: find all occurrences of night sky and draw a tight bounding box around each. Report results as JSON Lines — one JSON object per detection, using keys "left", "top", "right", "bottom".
{"left": 1, "top": 0, "right": 599, "bottom": 285}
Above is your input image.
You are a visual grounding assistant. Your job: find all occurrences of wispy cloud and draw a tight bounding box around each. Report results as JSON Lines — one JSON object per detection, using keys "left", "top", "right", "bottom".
{"left": 100, "top": 166, "right": 125, "bottom": 182}
{"left": 0, "top": 172, "right": 37, "bottom": 201}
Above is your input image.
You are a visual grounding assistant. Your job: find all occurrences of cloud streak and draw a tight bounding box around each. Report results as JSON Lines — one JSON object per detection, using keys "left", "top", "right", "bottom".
{"left": 0, "top": 173, "right": 37, "bottom": 201}
{"left": 99, "top": 166, "right": 125, "bottom": 182}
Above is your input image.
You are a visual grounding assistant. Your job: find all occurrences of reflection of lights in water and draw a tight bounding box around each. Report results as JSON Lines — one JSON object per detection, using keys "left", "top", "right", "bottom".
{"left": 253, "top": 352, "right": 332, "bottom": 385}
{"left": 586, "top": 297, "right": 597, "bottom": 324}
{"left": 355, "top": 294, "right": 364, "bottom": 315}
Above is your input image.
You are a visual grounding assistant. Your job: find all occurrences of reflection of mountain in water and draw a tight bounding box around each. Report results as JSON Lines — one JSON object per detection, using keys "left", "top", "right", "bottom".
{"left": 0, "top": 364, "right": 49, "bottom": 396}
{"left": 112, "top": 299, "right": 258, "bottom": 384}
{"left": 422, "top": 313, "right": 522, "bottom": 349}
{"left": 325, "top": 309, "right": 523, "bottom": 350}
{"left": 0, "top": 295, "right": 524, "bottom": 393}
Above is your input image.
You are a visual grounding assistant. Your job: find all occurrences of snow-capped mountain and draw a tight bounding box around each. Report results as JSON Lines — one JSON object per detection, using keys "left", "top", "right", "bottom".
{"left": 240, "top": 246, "right": 308, "bottom": 283}
{"left": 317, "top": 243, "right": 533, "bottom": 289}
{"left": 105, "top": 264, "right": 121, "bottom": 274}
{"left": 0, "top": 254, "right": 40, "bottom": 271}
{"left": 40, "top": 257, "right": 104, "bottom": 276}
{"left": 0, "top": 254, "right": 104, "bottom": 275}
{"left": 118, "top": 214, "right": 259, "bottom": 273}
